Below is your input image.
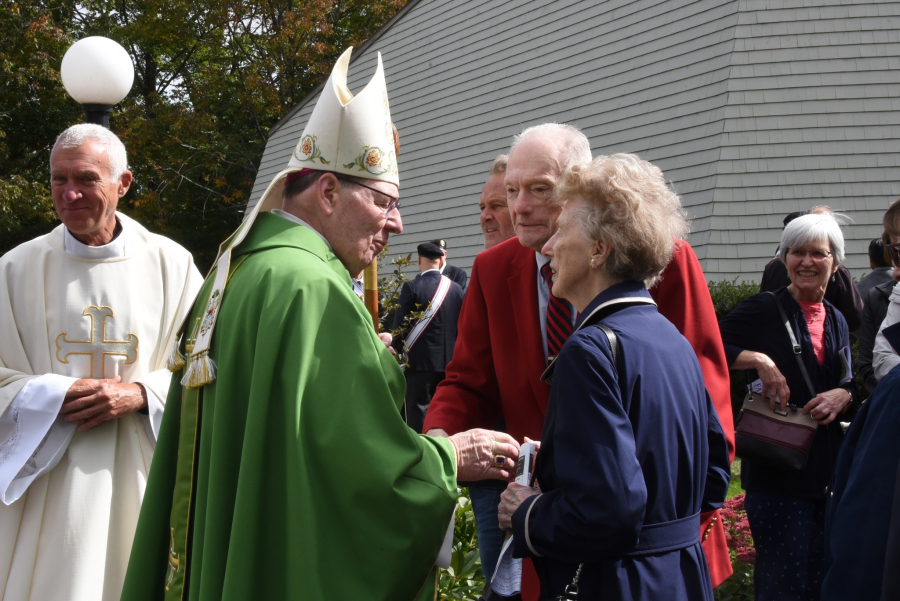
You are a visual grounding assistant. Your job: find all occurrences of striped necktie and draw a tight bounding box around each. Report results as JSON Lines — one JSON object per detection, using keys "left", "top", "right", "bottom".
{"left": 540, "top": 263, "right": 573, "bottom": 360}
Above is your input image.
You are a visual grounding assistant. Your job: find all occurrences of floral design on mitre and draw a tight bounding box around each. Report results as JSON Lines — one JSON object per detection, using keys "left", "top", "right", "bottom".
{"left": 344, "top": 146, "right": 397, "bottom": 176}
{"left": 293, "top": 134, "right": 330, "bottom": 165}
{"left": 199, "top": 289, "right": 221, "bottom": 337}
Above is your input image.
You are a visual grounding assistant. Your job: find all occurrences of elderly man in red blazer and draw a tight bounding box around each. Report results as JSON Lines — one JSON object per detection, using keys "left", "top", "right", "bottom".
{"left": 424, "top": 124, "right": 735, "bottom": 599}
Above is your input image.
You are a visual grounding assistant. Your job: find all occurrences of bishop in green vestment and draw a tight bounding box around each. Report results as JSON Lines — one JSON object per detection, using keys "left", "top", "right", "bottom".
{"left": 122, "top": 48, "right": 518, "bottom": 601}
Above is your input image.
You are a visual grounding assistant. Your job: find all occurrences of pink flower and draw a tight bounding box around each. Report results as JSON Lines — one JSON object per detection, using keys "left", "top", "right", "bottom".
{"left": 720, "top": 493, "right": 755, "bottom": 566}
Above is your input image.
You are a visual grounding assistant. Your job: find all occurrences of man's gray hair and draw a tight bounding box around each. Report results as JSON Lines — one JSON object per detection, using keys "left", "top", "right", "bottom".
{"left": 780, "top": 212, "right": 851, "bottom": 265}
{"left": 490, "top": 154, "right": 508, "bottom": 176}
{"left": 53, "top": 124, "right": 128, "bottom": 181}
{"left": 511, "top": 123, "right": 592, "bottom": 172}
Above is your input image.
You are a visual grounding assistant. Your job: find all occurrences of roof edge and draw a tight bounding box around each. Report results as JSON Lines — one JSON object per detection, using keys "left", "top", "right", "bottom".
{"left": 268, "top": 0, "right": 424, "bottom": 136}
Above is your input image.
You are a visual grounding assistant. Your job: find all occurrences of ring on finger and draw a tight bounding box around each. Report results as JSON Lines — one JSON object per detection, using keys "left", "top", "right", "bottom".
{"left": 493, "top": 454, "right": 506, "bottom": 467}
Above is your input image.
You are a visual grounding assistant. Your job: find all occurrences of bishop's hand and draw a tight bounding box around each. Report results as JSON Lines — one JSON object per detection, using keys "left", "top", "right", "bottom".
{"left": 60, "top": 376, "right": 148, "bottom": 432}
{"left": 448, "top": 428, "right": 520, "bottom": 481}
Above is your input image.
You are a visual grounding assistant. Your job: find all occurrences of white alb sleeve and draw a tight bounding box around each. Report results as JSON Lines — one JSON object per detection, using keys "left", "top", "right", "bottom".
{"left": 873, "top": 287, "right": 900, "bottom": 382}
{"left": 0, "top": 373, "right": 77, "bottom": 505}
{"left": 135, "top": 368, "right": 173, "bottom": 447}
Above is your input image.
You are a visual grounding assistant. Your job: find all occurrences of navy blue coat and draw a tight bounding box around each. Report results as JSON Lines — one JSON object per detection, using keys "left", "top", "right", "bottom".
{"left": 391, "top": 271, "right": 464, "bottom": 372}
{"left": 821, "top": 367, "right": 900, "bottom": 601}
{"left": 511, "top": 282, "right": 731, "bottom": 600}
{"left": 442, "top": 263, "right": 467, "bottom": 291}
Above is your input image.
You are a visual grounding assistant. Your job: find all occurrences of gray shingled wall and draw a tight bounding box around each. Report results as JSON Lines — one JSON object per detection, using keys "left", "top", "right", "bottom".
{"left": 249, "top": 0, "right": 900, "bottom": 281}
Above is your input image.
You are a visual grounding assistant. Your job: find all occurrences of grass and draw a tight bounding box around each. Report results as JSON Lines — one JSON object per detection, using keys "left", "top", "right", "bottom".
{"left": 727, "top": 458, "right": 743, "bottom": 499}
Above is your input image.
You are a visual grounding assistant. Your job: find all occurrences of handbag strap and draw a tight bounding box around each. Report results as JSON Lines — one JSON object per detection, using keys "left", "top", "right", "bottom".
{"left": 763, "top": 291, "right": 817, "bottom": 399}
{"left": 594, "top": 324, "right": 625, "bottom": 398}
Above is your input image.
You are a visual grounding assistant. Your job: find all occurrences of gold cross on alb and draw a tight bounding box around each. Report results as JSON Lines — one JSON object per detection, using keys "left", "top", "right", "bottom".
{"left": 55, "top": 305, "right": 139, "bottom": 379}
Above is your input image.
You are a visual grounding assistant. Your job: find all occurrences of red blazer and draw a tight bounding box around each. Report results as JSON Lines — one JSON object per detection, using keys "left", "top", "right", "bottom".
{"left": 424, "top": 237, "right": 736, "bottom": 589}
{"left": 425, "top": 237, "right": 549, "bottom": 441}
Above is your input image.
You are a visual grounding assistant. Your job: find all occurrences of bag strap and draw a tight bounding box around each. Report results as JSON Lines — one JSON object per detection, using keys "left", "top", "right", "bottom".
{"left": 763, "top": 291, "right": 817, "bottom": 399}
{"left": 594, "top": 324, "right": 625, "bottom": 398}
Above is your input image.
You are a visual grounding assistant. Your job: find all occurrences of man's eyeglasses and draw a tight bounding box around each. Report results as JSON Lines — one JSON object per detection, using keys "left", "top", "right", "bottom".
{"left": 887, "top": 242, "right": 900, "bottom": 267}
{"left": 787, "top": 248, "right": 833, "bottom": 262}
{"left": 335, "top": 174, "right": 400, "bottom": 217}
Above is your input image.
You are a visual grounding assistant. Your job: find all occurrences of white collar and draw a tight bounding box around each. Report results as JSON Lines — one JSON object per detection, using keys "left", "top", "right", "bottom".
{"left": 535, "top": 252, "right": 550, "bottom": 268}
{"left": 421, "top": 268, "right": 441, "bottom": 275}
{"left": 64, "top": 220, "right": 126, "bottom": 259}
{"left": 271, "top": 209, "right": 332, "bottom": 250}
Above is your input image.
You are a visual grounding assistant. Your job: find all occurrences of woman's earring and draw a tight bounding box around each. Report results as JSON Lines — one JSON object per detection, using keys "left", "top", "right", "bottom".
{"left": 590, "top": 256, "right": 595, "bottom": 268}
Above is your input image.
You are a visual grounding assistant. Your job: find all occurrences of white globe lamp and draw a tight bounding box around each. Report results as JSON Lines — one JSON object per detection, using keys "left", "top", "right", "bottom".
{"left": 60, "top": 36, "right": 134, "bottom": 128}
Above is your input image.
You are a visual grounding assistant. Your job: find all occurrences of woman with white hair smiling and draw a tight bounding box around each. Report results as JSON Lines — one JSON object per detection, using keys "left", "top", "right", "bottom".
{"left": 496, "top": 153, "right": 731, "bottom": 600}
{"left": 719, "top": 212, "right": 859, "bottom": 600}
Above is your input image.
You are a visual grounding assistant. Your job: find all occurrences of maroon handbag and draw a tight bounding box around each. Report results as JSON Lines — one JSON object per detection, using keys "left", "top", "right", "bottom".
{"left": 734, "top": 292, "right": 820, "bottom": 472}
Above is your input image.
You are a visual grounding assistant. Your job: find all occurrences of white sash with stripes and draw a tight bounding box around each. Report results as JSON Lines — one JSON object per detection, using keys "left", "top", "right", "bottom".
{"left": 405, "top": 275, "right": 452, "bottom": 351}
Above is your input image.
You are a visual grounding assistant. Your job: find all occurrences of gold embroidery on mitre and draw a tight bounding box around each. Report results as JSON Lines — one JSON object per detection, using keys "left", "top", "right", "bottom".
{"left": 165, "top": 527, "right": 180, "bottom": 591}
{"left": 55, "top": 305, "right": 139, "bottom": 379}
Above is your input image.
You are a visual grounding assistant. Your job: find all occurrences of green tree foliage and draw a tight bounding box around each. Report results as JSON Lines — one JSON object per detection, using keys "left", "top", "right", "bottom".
{"left": 0, "top": 0, "right": 407, "bottom": 268}
{"left": 0, "top": 2, "right": 80, "bottom": 250}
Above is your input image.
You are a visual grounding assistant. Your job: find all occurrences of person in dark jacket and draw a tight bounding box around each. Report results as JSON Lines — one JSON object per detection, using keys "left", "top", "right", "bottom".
{"left": 719, "top": 212, "right": 859, "bottom": 601}
{"left": 868, "top": 199, "right": 900, "bottom": 385}
{"left": 391, "top": 242, "right": 464, "bottom": 432}
{"left": 759, "top": 208, "right": 862, "bottom": 332}
{"left": 856, "top": 238, "right": 893, "bottom": 300}
{"left": 431, "top": 238, "right": 468, "bottom": 291}
{"left": 497, "top": 154, "right": 730, "bottom": 600}
{"left": 859, "top": 279, "right": 897, "bottom": 394}
{"left": 821, "top": 365, "right": 900, "bottom": 601}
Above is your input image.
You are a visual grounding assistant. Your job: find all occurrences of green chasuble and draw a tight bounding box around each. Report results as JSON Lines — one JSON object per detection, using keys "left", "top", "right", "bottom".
{"left": 122, "top": 212, "right": 457, "bottom": 601}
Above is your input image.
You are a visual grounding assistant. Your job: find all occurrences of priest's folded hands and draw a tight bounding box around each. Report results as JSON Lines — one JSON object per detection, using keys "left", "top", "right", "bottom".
{"left": 445, "top": 428, "right": 520, "bottom": 480}
{"left": 59, "top": 375, "right": 148, "bottom": 432}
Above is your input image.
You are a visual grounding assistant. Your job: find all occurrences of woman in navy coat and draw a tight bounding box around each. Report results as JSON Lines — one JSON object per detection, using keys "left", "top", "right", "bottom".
{"left": 498, "top": 154, "right": 731, "bottom": 600}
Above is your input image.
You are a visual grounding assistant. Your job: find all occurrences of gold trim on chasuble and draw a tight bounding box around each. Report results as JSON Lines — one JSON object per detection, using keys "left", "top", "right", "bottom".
{"left": 55, "top": 305, "right": 139, "bottom": 378}
{"left": 164, "top": 385, "right": 201, "bottom": 600}
{"left": 164, "top": 254, "right": 248, "bottom": 599}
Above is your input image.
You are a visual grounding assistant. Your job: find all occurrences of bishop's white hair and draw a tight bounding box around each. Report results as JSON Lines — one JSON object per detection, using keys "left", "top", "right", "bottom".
{"left": 780, "top": 212, "right": 851, "bottom": 265}
{"left": 511, "top": 123, "right": 592, "bottom": 172}
{"left": 53, "top": 124, "right": 128, "bottom": 181}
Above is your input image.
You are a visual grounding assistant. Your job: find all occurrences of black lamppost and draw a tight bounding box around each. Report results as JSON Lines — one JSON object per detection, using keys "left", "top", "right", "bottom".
{"left": 60, "top": 37, "right": 134, "bottom": 128}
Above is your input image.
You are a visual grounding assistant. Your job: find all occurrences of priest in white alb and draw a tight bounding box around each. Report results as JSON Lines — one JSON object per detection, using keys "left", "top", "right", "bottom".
{"left": 0, "top": 123, "right": 203, "bottom": 601}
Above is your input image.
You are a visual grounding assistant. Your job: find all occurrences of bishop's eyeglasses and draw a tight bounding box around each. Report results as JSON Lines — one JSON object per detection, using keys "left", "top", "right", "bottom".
{"left": 335, "top": 174, "right": 400, "bottom": 217}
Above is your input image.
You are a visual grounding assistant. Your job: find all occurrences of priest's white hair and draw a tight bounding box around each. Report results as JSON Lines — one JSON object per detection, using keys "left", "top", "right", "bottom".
{"left": 780, "top": 212, "right": 851, "bottom": 265}
{"left": 53, "top": 124, "right": 128, "bottom": 181}
{"left": 511, "top": 123, "right": 592, "bottom": 173}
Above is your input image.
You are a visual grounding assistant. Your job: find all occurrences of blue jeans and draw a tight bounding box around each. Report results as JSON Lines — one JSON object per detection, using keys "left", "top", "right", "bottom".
{"left": 469, "top": 484, "right": 506, "bottom": 582}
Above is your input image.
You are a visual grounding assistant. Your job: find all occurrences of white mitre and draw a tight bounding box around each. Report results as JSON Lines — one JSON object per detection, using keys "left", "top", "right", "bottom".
{"left": 254, "top": 46, "right": 398, "bottom": 215}
{"left": 178, "top": 47, "right": 397, "bottom": 388}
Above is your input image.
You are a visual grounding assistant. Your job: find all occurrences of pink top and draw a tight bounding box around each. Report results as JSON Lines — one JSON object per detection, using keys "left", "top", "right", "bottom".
{"left": 798, "top": 301, "right": 826, "bottom": 364}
